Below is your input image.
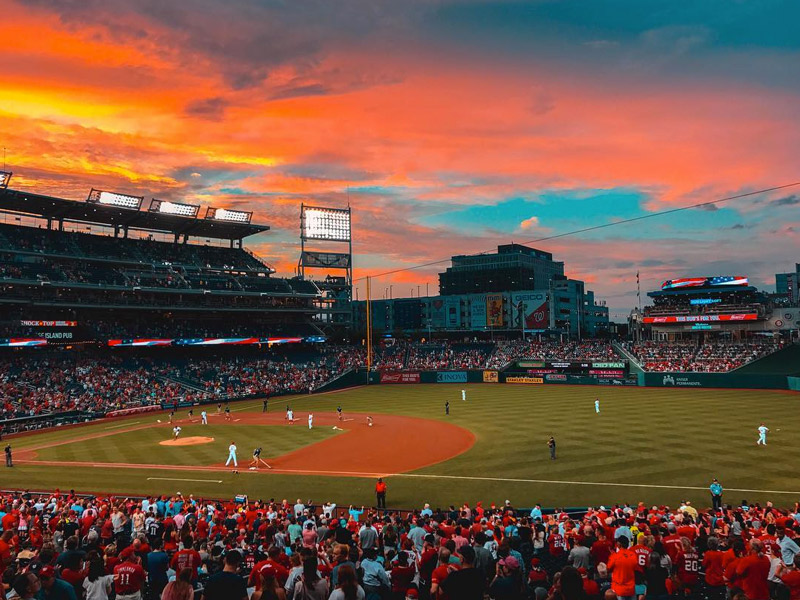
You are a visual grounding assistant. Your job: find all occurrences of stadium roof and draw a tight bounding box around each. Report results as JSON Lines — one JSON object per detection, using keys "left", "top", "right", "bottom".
{"left": 0, "top": 188, "right": 269, "bottom": 241}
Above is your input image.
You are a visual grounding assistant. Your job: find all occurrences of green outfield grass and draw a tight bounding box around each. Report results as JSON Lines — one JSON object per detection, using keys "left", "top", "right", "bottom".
{"left": 4, "top": 384, "right": 800, "bottom": 509}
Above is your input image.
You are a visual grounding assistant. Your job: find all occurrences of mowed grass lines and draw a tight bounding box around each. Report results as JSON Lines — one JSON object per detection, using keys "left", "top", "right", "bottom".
{"left": 10, "top": 384, "right": 800, "bottom": 508}
{"left": 35, "top": 424, "right": 338, "bottom": 466}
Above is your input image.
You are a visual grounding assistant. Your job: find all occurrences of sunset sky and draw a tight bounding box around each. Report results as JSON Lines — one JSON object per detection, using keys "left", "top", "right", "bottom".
{"left": 2, "top": 0, "right": 799, "bottom": 319}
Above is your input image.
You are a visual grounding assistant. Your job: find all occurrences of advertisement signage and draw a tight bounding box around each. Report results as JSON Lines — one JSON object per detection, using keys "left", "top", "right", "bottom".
{"left": 591, "top": 362, "right": 626, "bottom": 369}
{"left": 589, "top": 369, "right": 625, "bottom": 377}
{"left": 511, "top": 291, "right": 549, "bottom": 330}
{"left": 486, "top": 294, "right": 504, "bottom": 327}
{"left": 436, "top": 371, "right": 468, "bottom": 383}
{"left": 470, "top": 295, "right": 487, "bottom": 328}
{"left": 518, "top": 360, "right": 545, "bottom": 368}
{"left": 546, "top": 374, "right": 568, "bottom": 381}
{"left": 445, "top": 298, "right": 461, "bottom": 328}
{"left": 506, "top": 376, "right": 544, "bottom": 384}
{"left": 483, "top": 370, "right": 499, "bottom": 383}
{"left": 380, "top": 372, "right": 421, "bottom": 384}
{"left": 643, "top": 314, "right": 757, "bottom": 324}
{"left": 429, "top": 298, "right": 446, "bottom": 328}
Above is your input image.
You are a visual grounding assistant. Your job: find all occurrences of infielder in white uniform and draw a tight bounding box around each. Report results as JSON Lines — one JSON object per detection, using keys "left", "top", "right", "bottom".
{"left": 201, "top": 410, "right": 208, "bottom": 425}
{"left": 308, "top": 413, "right": 314, "bottom": 429}
{"left": 226, "top": 441, "right": 238, "bottom": 466}
{"left": 757, "top": 423, "right": 769, "bottom": 445}
{"left": 287, "top": 409, "right": 294, "bottom": 424}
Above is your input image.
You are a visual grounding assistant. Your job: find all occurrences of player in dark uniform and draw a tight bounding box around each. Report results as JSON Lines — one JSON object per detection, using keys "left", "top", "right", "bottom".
{"left": 262, "top": 396, "right": 269, "bottom": 413}
{"left": 445, "top": 401, "right": 450, "bottom": 415}
{"left": 168, "top": 410, "right": 175, "bottom": 424}
{"left": 217, "top": 402, "right": 222, "bottom": 414}
{"left": 187, "top": 408, "right": 194, "bottom": 420}
{"left": 225, "top": 404, "right": 232, "bottom": 421}
{"left": 337, "top": 405, "right": 343, "bottom": 421}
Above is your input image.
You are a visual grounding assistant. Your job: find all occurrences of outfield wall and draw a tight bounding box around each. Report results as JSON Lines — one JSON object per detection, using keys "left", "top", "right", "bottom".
{"left": 316, "top": 368, "right": 798, "bottom": 392}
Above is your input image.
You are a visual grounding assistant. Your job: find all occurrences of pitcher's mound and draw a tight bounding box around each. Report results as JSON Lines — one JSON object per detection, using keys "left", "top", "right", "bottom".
{"left": 160, "top": 436, "right": 215, "bottom": 446}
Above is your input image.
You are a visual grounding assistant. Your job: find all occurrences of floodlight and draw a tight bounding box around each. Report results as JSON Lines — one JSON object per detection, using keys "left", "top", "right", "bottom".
{"left": 0, "top": 171, "right": 11, "bottom": 188}
{"left": 87, "top": 188, "right": 143, "bottom": 210}
{"left": 149, "top": 198, "right": 200, "bottom": 217}
{"left": 205, "top": 206, "right": 252, "bottom": 223}
{"left": 302, "top": 206, "right": 351, "bottom": 241}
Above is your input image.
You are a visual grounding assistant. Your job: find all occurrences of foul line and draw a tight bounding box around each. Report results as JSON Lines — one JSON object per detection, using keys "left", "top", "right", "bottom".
{"left": 384, "top": 473, "right": 800, "bottom": 496}
{"left": 104, "top": 421, "right": 141, "bottom": 429}
{"left": 147, "top": 477, "right": 223, "bottom": 484}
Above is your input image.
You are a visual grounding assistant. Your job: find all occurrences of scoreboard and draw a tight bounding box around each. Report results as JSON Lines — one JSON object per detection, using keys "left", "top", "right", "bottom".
{"left": 515, "top": 360, "right": 627, "bottom": 377}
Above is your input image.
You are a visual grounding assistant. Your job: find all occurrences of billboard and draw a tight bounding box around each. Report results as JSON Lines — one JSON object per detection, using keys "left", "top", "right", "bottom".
{"left": 380, "top": 372, "right": 421, "bottom": 384}
{"left": 643, "top": 314, "right": 758, "bottom": 324}
{"left": 506, "top": 376, "right": 544, "bottom": 384}
{"left": 661, "top": 276, "right": 748, "bottom": 290}
{"left": 429, "top": 298, "right": 446, "bottom": 328}
{"left": 483, "top": 370, "right": 499, "bottom": 383}
{"left": 511, "top": 291, "right": 549, "bottom": 330}
{"left": 445, "top": 298, "right": 461, "bottom": 328}
{"left": 470, "top": 295, "right": 487, "bottom": 328}
{"left": 487, "top": 294, "right": 504, "bottom": 327}
{"left": 436, "top": 371, "right": 468, "bottom": 383}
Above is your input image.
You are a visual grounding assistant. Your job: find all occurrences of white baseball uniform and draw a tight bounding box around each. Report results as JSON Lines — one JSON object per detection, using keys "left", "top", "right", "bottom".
{"left": 226, "top": 443, "right": 238, "bottom": 466}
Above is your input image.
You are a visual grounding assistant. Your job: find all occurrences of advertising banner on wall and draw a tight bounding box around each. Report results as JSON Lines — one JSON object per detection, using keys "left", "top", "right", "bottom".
{"left": 436, "top": 371, "right": 468, "bottom": 383}
{"left": 429, "top": 298, "right": 446, "bottom": 328}
{"left": 506, "top": 376, "right": 544, "bottom": 384}
{"left": 483, "top": 370, "right": 499, "bottom": 382}
{"left": 445, "top": 298, "right": 461, "bottom": 328}
{"left": 486, "top": 294, "right": 504, "bottom": 327}
{"left": 380, "top": 372, "right": 421, "bottom": 384}
{"left": 510, "top": 291, "right": 549, "bottom": 330}
{"left": 470, "top": 295, "right": 487, "bottom": 328}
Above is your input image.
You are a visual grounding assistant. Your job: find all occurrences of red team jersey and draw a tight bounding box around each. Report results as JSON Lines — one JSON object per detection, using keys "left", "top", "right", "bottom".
{"left": 114, "top": 562, "right": 146, "bottom": 595}
{"left": 676, "top": 550, "right": 701, "bottom": 587}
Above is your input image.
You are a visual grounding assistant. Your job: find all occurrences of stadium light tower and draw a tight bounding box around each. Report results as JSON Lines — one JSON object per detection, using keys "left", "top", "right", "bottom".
{"left": 299, "top": 204, "right": 353, "bottom": 333}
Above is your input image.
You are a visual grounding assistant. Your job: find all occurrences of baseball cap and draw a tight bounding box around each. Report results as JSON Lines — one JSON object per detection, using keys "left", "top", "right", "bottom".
{"left": 499, "top": 556, "right": 520, "bottom": 569}
{"left": 40, "top": 565, "right": 56, "bottom": 578}
{"left": 260, "top": 563, "right": 276, "bottom": 577}
{"left": 531, "top": 558, "right": 541, "bottom": 567}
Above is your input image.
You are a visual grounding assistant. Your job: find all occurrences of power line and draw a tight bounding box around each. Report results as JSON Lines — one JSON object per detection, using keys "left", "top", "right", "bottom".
{"left": 353, "top": 181, "right": 800, "bottom": 283}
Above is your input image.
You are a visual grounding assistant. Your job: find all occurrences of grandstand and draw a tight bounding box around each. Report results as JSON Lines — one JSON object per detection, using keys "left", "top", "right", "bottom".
{"left": 0, "top": 185, "right": 323, "bottom": 347}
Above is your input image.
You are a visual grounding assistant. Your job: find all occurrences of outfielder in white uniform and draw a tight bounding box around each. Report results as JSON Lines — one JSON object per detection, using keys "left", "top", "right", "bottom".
{"left": 201, "top": 410, "right": 208, "bottom": 425}
{"left": 595, "top": 399, "right": 600, "bottom": 414}
{"left": 226, "top": 442, "right": 238, "bottom": 466}
{"left": 308, "top": 413, "right": 314, "bottom": 429}
{"left": 461, "top": 389, "right": 466, "bottom": 401}
{"left": 757, "top": 424, "right": 769, "bottom": 445}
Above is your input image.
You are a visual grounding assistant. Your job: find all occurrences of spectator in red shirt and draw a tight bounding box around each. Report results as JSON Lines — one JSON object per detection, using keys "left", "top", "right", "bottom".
{"left": 777, "top": 555, "right": 800, "bottom": 600}
{"left": 702, "top": 536, "right": 726, "bottom": 600}
{"left": 113, "top": 553, "right": 146, "bottom": 600}
{"left": 736, "top": 538, "right": 771, "bottom": 600}
{"left": 608, "top": 536, "right": 638, "bottom": 600}
{"left": 170, "top": 535, "right": 202, "bottom": 583}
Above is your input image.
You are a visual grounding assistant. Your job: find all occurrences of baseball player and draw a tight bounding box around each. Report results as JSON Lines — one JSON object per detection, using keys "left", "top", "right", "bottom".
{"left": 172, "top": 426, "right": 182, "bottom": 440}
{"left": 225, "top": 404, "right": 232, "bottom": 421}
{"left": 226, "top": 441, "right": 238, "bottom": 467}
{"left": 201, "top": 410, "right": 208, "bottom": 425}
{"left": 286, "top": 408, "right": 294, "bottom": 424}
{"left": 308, "top": 413, "right": 314, "bottom": 430}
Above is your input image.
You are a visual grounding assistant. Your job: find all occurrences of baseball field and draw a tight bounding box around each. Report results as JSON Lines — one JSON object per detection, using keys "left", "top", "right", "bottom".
{"left": 4, "top": 383, "right": 799, "bottom": 509}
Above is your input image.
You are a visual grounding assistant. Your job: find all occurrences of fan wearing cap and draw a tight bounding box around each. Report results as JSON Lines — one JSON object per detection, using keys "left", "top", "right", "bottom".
{"left": 490, "top": 555, "right": 523, "bottom": 599}
{"left": 39, "top": 565, "right": 78, "bottom": 600}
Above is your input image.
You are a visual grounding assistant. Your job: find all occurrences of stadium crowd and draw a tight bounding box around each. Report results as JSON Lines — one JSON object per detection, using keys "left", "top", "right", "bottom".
{"left": 0, "top": 489, "right": 799, "bottom": 600}
{"left": 624, "top": 342, "right": 784, "bottom": 373}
